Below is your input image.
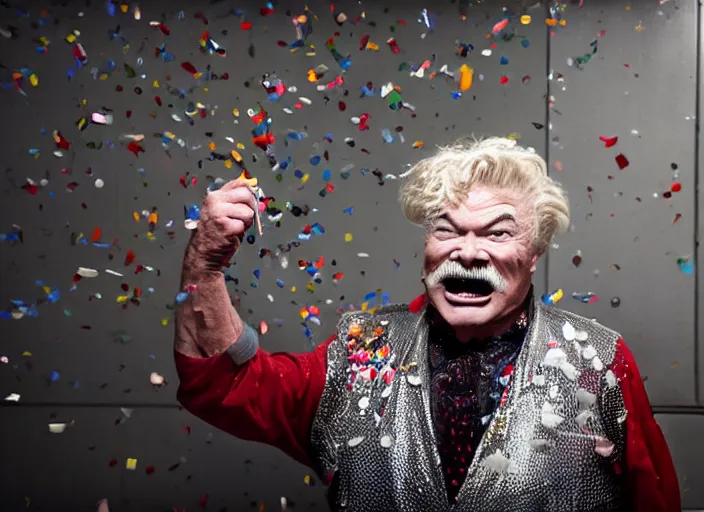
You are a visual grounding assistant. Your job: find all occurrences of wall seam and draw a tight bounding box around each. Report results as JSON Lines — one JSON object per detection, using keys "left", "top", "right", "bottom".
{"left": 695, "top": 0, "right": 701, "bottom": 406}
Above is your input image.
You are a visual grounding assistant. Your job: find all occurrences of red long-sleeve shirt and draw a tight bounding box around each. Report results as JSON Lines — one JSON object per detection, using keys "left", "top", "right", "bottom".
{"left": 174, "top": 296, "right": 681, "bottom": 511}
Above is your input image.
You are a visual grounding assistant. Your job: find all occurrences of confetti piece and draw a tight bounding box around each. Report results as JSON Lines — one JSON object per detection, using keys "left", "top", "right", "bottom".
{"left": 615, "top": 154, "right": 629, "bottom": 170}
{"left": 125, "top": 458, "right": 138, "bottom": 470}
{"left": 599, "top": 135, "right": 618, "bottom": 147}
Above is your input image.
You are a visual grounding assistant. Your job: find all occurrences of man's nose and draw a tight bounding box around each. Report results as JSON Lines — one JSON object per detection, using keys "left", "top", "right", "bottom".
{"left": 452, "top": 233, "right": 490, "bottom": 263}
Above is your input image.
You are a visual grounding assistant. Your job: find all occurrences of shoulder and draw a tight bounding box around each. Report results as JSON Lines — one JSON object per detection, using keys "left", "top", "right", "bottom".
{"left": 537, "top": 303, "right": 622, "bottom": 367}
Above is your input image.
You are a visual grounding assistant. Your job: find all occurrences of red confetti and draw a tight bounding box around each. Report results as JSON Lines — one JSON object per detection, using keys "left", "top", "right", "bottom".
{"left": 127, "top": 141, "right": 144, "bottom": 157}
{"left": 158, "top": 23, "right": 170, "bottom": 35}
{"left": 359, "top": 113, "right": 370, "bottom": 131}
{"left": 615, "top": 154, "right": 629, "bottom": 170}
{"left": 599, "top": 135, "right": 618, "bottom": 147}
{"left": 200, "top": 494, "right": 209, "bottom": 508}
{"left": 277, "top": 40, "right": 288, "bottom": 47}
{"left": 145, "top": 465, "right": 155, "bottom": 475}
{"left": 360, "top": 34, "right": 370, "bottom": 50}
{"left": 108, "top": 458, "right": 118, "bottom": 468}
{"left": 22, "top": 183, "right": 39, "bottom": 195}
{"left": 194, "top": 12, "right": 208, "bottom": 24}
{"left": 261, "top": 6, "right": 274, "bottom": 16}
{"left": 671, "top": 182, "right": 682, "bottom": 192}
{"left": 91, "top": 227, "right": 102, "bottom": 242}
{"left": 183, "top": 426, "right": 191, "bottom": 435}
{"left": 492, "top": 18, "right": 509, "bottom": 34}
{"left": 154, "top": 96, "right": 162, "bottom": 106}
{"left": 338, "top": 101, "right": 346, "bottom": 111}
{"left": 124, "top": 249, "right": 136, "bottom": 266}
{"left": 241, "top": 22, "right": 253, "bottom": 30}
{"left": 673, "top": 213, "right": 682, "bottom": 224}
{"left": 181, "top": 62, "right": 198, "bottom": 75}
{"left": 500, "top": 76, "right": 509, "bottom": 85}
{"left": 126, "top": 110, "right": 132, "bottom": 118}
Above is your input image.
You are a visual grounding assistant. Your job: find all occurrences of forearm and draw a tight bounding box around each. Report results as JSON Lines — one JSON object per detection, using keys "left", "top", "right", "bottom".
{"left": 174, "top": 242, "right": 244, "bottom": 358}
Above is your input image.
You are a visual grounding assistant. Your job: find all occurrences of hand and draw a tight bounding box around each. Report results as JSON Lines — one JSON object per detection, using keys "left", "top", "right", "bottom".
{"left": 188, "top": 179, "right": 257, "bottom": 272}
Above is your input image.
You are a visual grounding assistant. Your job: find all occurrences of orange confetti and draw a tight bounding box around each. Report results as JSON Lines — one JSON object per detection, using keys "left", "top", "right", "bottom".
{"left": 259, "top": 320, "right": 268, "bottom": 334}
{"left": 124, "top": 249, "right": 136, "bottom": 266}
{"left": 91, "top": 227, "right": 102, "bottom": 242}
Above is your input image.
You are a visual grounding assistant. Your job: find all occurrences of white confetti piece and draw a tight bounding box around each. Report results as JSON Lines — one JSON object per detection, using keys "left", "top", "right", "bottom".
{"left": 104, "top": 269, "right": 123, "bottom": 277}
{"left": 150, "top": 372, "right": 165, "bottom": 386}
{"left": 541, "top": 402, "right": 564, "bottom": 428}
{"left": 581, "top": 345, "right": 597, "bottom": 360}
{"left": 562, "top": 322, "right": 576, "bottom": 341}
{"left": 299, "top": 97, "right": 312, "bottom": 105}
{"left": 482, "top": 49, "right": 492, "bottom": 56}
{"left": 357, "top": 253, "right": 370, "bottom": 258}
{"left": 283, "top": 108, "right": 293, "bottom": 114}
{"left": 406, "top": 374, "right": 422, "bottom": 386}
{"left": 576, "top": 388, "right": 597, "bottom": 409}
{"left": 94, "top": 178, "right": 105, "bottom": 188}
{"left": 594, "top": 437, "right": 615, "bottom": 457}
{"left": 347, "top": 436, "right": 365, "bottom": 448}
{"left": 358, "top": 396, "right": 370, "bottom": 410}
{"left": 48, "top": 423, "right": 67, "bottom": 434}
{"left": 380, "top": 435, "right": 393, "bottom": 448}
{"left": 543, "top": 348, "right": 567, "bottom": 367}
{"left": 4, "top": 393, "right": 20, "bottom": 402}
{"left": 605, "top": 369, "right": 617, "bottom": 388}
{"left": 482, "top": 449, "right": 515, "bottom": 473}
{"left": 77, "top": 267, "right": 99, "bottom": 278}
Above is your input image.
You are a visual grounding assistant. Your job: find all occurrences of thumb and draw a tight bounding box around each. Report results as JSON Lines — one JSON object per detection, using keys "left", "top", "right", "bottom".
{"left": 97, "top": 498, "right": 110, "bottom": 512}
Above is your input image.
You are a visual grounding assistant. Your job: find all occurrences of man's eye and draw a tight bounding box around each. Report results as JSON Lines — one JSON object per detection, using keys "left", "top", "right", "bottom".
{"left": 490, "top": 230, "right": 510, "bottom": 239}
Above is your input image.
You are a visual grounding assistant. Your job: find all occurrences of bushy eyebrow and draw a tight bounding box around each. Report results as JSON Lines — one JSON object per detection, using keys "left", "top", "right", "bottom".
{"left": 434, "top": 212, "right": 517, "bottom": 231}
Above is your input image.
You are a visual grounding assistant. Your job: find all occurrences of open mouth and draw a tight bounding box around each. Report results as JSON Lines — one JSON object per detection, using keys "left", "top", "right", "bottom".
{"left": 442, "top": 278, "right": 494, "bottom": 300}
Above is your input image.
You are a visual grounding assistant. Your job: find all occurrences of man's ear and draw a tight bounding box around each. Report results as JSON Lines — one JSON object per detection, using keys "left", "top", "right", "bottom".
{"left": 529, "top": 251, "right": 543, "bottom": 274}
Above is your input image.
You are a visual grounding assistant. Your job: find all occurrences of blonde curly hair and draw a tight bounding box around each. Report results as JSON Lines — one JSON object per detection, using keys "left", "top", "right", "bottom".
{"left": 398, "top": 136, "right": 570, "bottom": 252}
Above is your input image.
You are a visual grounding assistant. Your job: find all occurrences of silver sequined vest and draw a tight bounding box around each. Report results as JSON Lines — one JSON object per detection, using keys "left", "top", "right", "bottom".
{"left": 309, "top": 300, "right": 628, "bottom": 512}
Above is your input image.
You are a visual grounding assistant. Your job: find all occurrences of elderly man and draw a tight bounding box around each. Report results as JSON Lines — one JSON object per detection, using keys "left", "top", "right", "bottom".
{"left": 174, "top": 138, "right": 680, "bottom": 511}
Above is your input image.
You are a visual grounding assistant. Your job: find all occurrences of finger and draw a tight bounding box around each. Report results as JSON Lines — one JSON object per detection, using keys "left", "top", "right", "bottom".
{"left": 220, "top": 176, "right": 258, "bottom": 192}
{"left": 219, "top": 187, "right": 258, "bottom": 211}
{"left": 213, "top": 202, "right": 255, "bottom": 222}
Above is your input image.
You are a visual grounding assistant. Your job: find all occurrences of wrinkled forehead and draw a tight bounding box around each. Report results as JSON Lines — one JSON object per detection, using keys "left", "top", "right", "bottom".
{"left": 431, "top": 187, "right": 534, "bottom": 230}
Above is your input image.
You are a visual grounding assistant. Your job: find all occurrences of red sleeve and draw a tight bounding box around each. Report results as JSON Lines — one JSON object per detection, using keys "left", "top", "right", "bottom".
{"left": 175, "top": 334, "right": 335, "bottom": 468}
{"left": 612, "top": 339, "right": 681, "bottom": 512}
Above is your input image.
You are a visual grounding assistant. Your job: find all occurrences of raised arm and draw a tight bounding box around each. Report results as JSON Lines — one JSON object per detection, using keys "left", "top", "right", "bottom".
{"left": 174, "top": 178, "right": 331, "bottom": 467}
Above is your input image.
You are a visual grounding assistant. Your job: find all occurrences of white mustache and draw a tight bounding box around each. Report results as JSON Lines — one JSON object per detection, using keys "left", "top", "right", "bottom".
{"left": 424, "top": 260, "right": 508, "bottom": 292}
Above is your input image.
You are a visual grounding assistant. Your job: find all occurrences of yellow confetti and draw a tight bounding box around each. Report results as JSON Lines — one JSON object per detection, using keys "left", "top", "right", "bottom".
{"left": 81, "top": 98, "right": 87, "bottom": 106}
{"left": 560, "top": 20, "right": 567, "bottom": 26}
{"left": 22, "top": 351, "right": 32, "bottom": 357}
{"left": 39, "top": 36, "right": 49, "bottom": 46}
{"left": 224, "top": 159, "right": 233, "bottom": 169}
{"left": 29, "top": 74, "right": 39, "bottom": 87}
{"left": 76, "top": 118, "right": 87, "bottom": 131}
{"left": 506, "top": 132, "right": 521, "bottom": 141}
{"left": 65, "top": 33, "right": 76, "bottom": 43}
{"left": 303, "top": 475, "right": 313, "bottom": 485}
{"left": 153, "top": 80, "right": 160, "bottom": 88}
{"left": 120, "top": 4, "right": 129, "bottom": 13}
{"left": 291, "top": 286, "right": 297, "bottom": 293}
{"left": 307, "top": 69, "right": 318, "bottom": 82}
{"left": 209, "top": 142, "right": 216, "bottom": 151}
{"left": 412, "top": 141, "right": 424, "bottom": 149}
{"left": 116, "top": 295, "right": 129, "bottom": 303}
{"left": 146, "top": 232, "right": 155, "bottom": 240}
{"left": 458, "top": 64, "right": 473, "bottom": 91}
{"left": 125, "top": 458, "right": 137, "bottom": 470}
{"left": 520, "top": 15, "right": 531, "bottom": 25}
{"left": 99, "top": 73, "right": 109, "bottom": 81}
{"left": 301, "top": 173, "right": 310, "bottom": 183}
{"left": 233, "top": 108, "right": 240, "bottom": 117}
{"left": 366, "top": 41, "right": 379, "bottom": 51}
{"left": 161, "top": 318, "right": 169, "bottom": 326}
{"left": 344, "top": 233, "right": 353, "bottom": 242}
{"left": 306, "top": 282, "right": 315, "bottom": 292}
{"left": 132, "top": 212, "right": 140, "bottom": 222}
{"left": 237, "top": 142, "right": 245, "bottom": 150}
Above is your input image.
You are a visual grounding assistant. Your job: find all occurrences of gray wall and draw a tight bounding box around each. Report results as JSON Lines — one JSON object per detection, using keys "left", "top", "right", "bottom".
{"left": 0, "top": 0, "right": 701, "bottom": 510}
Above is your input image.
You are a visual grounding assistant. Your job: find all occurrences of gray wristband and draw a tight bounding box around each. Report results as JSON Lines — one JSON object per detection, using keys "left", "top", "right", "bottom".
{"left": 226, "top": 323, "right": 259, "bottom": 365}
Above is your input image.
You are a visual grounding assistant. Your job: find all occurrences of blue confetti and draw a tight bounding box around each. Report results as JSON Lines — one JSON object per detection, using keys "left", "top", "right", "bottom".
{"left": 343, "top": 207, "right": 354, "bottom": 215}
{"left": 253, "top": 269, "right": 261, "bottom": 279}
{"left": 175, "top": 292, "right": 190, "bottom": 304}
{"left": 500, "top": 56, "right": 509, "bottom": 65}
{"left": 322, "top": 169, "right": 331, "bottom": 181}
{"left": 310, "top": 155, "right": 321, "bottom": 166}
{"left": 50, "top": 371, "right": 60, "bottom": 382}
{"left": 521, "top": 39, "right": 530, "bottom": 48}
{"left": 276, "top": 279, "right": 284, "bottom": 288}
